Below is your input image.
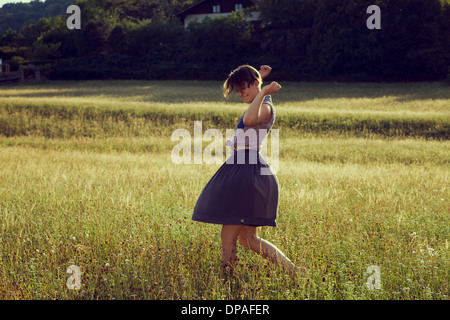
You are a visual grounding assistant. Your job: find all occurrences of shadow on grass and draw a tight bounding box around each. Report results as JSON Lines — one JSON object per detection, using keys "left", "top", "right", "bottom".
{"left": 1, "top": 80, "right": 449, "bottom": 103}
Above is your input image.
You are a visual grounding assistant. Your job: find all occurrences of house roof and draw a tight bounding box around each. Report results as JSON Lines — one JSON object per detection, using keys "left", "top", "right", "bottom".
{"left": 177, "top": 0, "right": 260, "bottom": 18}
{"left": 177, "top": 0, "right": 208, "bottom": 16}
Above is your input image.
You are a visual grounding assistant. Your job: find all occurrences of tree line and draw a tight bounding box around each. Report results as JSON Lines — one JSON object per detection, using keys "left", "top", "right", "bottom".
{"left": 1, "top": 0, "right": 449, "bottom": 81}
{"left": 0, "top": 0, "right": 74, "bottom": 36}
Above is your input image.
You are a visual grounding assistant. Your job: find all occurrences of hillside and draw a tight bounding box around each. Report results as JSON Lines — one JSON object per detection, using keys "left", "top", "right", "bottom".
{"left": 0, "top": 0, "right": 73, "bottom": 35}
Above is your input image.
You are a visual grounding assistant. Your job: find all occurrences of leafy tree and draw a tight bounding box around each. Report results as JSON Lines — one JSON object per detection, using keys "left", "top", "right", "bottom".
{"left": 106, "top": 25, "right": 128, "bottom": 53}
{"left": 184, "top": 11, "right": 259, "bottom": 79}
{"left": 0, "top": 28, "right": 19, "bottom": 47}
{"left": 259, "top": 0, "right": 449, "bottom": 81}
{"left": 258, "top": 0, "right": 318, "bottom": 79}
{"left": 376, "top": 0, "right": 448, "bottom": 80}
{"left": 29, "top": 39, "right": 61, "bottom": 61}
{"left": 307, "top": 0, "right": 371, "bottom": 80}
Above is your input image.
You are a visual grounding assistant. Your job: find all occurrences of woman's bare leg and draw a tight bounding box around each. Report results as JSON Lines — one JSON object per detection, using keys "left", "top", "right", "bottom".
{"left": 238, "top": 226, "right": 302, "bottom": 278}
{"left": 220, "top": 225, "right": 244, "bottom": 281}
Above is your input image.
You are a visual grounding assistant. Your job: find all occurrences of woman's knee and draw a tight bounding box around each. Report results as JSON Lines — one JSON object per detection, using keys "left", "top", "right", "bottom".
{"left": 221, "top": 225, "right": 243, "bottom": 247}
{"left": 238, "top": 226, "right": 257, "bottom": 248}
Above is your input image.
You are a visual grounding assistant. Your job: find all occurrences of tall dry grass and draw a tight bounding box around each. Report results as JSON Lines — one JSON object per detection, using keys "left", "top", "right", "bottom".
{"left": 0, "top": 80, "right": 448, "bottom": 299}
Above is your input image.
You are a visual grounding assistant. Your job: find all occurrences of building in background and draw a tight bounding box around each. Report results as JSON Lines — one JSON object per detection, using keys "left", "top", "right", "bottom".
{"left": 177, "top": 0, "right": 261, "bottom": 28}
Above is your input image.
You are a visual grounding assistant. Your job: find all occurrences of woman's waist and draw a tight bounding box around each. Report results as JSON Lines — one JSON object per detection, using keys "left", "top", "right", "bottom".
{"left": 234, "top": 146, "right": 259, "bottom": 151}
{"left": 226, "top": 139, "right": 261, "bottom": 151}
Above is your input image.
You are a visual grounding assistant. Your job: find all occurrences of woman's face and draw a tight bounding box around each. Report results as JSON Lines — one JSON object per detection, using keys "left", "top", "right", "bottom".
{"left": 235, "top": 80, "right": 260, "bottom": 104}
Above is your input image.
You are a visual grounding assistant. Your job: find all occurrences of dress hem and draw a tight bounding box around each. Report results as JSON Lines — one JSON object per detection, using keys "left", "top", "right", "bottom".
{"left": 192, "top": 215, "right": 277, "bottom": 227}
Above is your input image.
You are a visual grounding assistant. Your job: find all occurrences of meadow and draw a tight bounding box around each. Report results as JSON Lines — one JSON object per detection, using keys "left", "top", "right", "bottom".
{"left": 0, "top": 80, "right": 448, "bottom": 300}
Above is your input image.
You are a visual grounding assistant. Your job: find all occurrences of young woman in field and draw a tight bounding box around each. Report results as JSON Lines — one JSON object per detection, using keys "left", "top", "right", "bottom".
{"left": 192, "top": 65, "right": 303, "bottom": 281}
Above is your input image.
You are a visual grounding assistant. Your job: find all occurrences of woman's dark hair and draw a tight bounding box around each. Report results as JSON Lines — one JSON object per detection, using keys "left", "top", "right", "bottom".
{"left": 223, "top": 65, "right": 262, "bottom": 98}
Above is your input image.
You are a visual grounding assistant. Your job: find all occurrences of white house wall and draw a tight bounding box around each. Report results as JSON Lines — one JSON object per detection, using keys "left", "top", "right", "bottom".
{"left": 184, "top": 11, "right": 260, "bottom": 28}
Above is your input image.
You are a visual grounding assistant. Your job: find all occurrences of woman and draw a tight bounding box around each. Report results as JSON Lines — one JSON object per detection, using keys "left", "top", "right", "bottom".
{"left": 192, "top": 65, "right": 302, "bottom": 281}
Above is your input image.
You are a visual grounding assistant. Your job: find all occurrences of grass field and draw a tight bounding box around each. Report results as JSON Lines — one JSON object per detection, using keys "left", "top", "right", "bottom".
{"left": 0, "top": 80, "right": 448, "bottom": 300}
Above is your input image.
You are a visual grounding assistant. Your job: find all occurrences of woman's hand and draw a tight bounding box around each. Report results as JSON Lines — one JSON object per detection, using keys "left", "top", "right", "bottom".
{"left": 259, "top": 65, "right": 272, "bottom": 79}
{"left": 262, "top": 81, "right": 282, "bottom": 95}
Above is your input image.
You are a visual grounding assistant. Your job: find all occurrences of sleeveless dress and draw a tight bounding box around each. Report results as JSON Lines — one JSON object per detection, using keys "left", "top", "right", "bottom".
{"left": 192, "top": 95, "right": 279, "bottom": 227}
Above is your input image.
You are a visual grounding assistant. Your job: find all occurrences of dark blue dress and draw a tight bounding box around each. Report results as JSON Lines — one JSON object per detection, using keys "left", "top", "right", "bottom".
{"left": 192, "top": 96, "right": 279, "bottom": 227}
